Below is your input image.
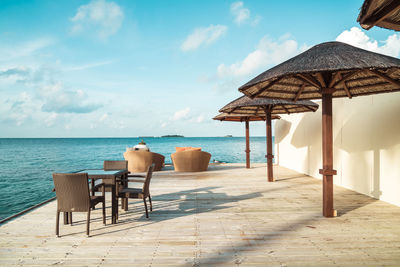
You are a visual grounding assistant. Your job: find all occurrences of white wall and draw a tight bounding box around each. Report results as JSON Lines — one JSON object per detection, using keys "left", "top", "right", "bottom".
{"left": 275, "top": 92, "right": 400, "bottom": 206}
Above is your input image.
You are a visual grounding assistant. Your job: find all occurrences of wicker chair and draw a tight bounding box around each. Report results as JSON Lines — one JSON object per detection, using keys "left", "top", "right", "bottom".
{"left": 52, "top": 173, "right": 106, "bottom": 237}
{"left": 123, "top": 151, "right": 165, "bottom": 172}
{"left": 171, "top": 150, "right": 211, "bottom": 172}
{"left": 91, "top": 160, "right": 128, "bottom": 197}
{"left": 117, "top": 164, "right": 154, "bottom": 218}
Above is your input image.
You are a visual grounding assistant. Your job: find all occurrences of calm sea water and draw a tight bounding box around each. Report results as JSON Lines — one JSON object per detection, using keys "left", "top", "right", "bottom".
{"left": 0, "top": 137, "right": 274, "bottom": 220}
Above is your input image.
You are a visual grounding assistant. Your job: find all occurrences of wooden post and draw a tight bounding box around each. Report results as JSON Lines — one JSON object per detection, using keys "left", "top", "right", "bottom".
{"left": 245, "top": 120, "right": 250, "bottom": 168}
{"left": 266, "top": 112, "right": 274, "bottom": 182}
{"left": 319, "top": 90, "right": 336, "bottom": 217}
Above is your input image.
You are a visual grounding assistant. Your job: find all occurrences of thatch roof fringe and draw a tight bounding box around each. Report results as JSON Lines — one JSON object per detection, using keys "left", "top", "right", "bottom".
{"left": 219, "top": 96, "right": 318, "bottom": 115}
{"left": 239, "top": 42, "right": 400, "bottom": 100}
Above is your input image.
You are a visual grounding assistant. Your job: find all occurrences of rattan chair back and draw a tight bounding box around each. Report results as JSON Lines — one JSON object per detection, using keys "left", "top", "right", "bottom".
{"left": 104, "top": 160, "right": 128, "bottom": 170}
{"left": 53, "top": 173, "right": 91, "bottom": 212}
{"left": 142, "top": 164, "right": 154, "bottom": 198}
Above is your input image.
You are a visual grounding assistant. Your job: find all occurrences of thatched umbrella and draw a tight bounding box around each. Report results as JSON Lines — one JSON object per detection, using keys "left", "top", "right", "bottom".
{"left": 357, "top": 0, "right": 400, "bottom": 31}
{"left": 219, "top": 96, "right": 318, "bottom": 182}
{"left": 239, "top": 41, "right": 400, "bottom": 217}
{"left": 213, "top": 112, "right": 280, "bottom": 169}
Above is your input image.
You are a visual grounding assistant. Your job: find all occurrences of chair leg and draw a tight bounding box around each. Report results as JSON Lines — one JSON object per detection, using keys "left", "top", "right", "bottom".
{"left": 69, "top": 212, "right": 72, "bottom": 225}
{"left": 87, "top": 210, "right": 91, "bottom": 237}
{"left": 63, "top": 212, "right": 68, "bottom": 225}
{"left": 56, "top": 211, "right": 60, "bottom": 237}
{"left": 149, "top": 196, "right": 152, "bottom": 212}
{"left": 143, "top": 198, "right": 149, "bottom": 218}
{"left": 124, "top": 198, "right": 128, "bottom": 211}
{"left": 102, "top": 198, "right": 106, "bottom": 225}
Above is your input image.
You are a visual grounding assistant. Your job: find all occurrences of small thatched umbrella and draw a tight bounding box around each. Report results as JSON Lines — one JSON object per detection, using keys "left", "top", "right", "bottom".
{"left": 213, "top": 112, "right": 280, "bottom": 168}
{"left": 219, "top": 96, "right": 318, "bottom": 182}
{"left": 357, "top": 0, "right": 400, "bottom": 31}
{"left": 239, "top": 41, "right": 400, "bottom": 217}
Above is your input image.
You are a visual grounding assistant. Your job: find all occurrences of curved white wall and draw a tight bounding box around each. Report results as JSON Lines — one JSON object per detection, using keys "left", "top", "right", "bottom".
{"left": 275, "top": 92, "right": 400, "bottom": 206}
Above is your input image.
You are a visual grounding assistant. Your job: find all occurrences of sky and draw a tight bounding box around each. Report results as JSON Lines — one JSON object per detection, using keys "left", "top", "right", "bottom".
{"left": 0, "top": 0, "right": 399, "bottom": 138}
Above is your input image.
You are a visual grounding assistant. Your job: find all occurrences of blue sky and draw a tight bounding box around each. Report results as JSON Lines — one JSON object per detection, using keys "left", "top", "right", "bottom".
{"left": 1, "top": 0, "right": 399, "bottom": 137}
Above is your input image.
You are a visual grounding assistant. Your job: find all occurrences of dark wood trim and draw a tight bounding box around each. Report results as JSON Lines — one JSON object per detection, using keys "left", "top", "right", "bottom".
{"left": 331, "top": 71, "right": 360, "bottom": 88}
{"left": 296, "top": 74, "right": 322, "bottom": 88}
{"left": 316, "top": 73, "right": 327, "bottom": 88}
{"left": 328, "top": 72, "right": 341, "bottom": 88}
{"left": 251, "top": 77, "right": 283, "bottom": 98}
{"left": 266, "top": 112, "right": 274, "bottom": 182}
{"left": 293, "top": 83, "right": 306, "bottom": 101}
{"left": 245, "top": 120, "right": 250, "bottom": 169}
{"left": 321, "top": 92, "right": 335, "bottom": 218}
{"left": 303, "top": 105, "right": 316, "bottom": 112}
{"left": 282, "top": 105, "right": 290, "bottom": 114}
{"left": 368, "top": 69, "right": 400, "bottom": 88}
{"left": 337, "top": 72, "right": 352, "bottom": 98}
{"left": 350, "top": 81, "right": 390, "bottom": 91}
{"left": 360, "top": 0, "right": 400, "bottom": 29}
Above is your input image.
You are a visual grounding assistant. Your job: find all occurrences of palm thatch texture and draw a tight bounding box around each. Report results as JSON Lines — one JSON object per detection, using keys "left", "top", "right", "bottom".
{"left": 357, "top": 0, "right": 400, "bottom": 31}
{"left": 212, "top": 113, "right": 281, "bottom": 122}
{"left": 213, "top": 112, "right": 281, "bottom": 169}
{"left": 238, "top": 41, "right": 400, "bottom": 218}
{"left": 219, "top": 96, "right": 318, "bottom": 115}
{"left": 219, "top": 96, "right": 318, "bottom": 182}
{"left": 239, "top": 41, "right": 400, "bottom": 100}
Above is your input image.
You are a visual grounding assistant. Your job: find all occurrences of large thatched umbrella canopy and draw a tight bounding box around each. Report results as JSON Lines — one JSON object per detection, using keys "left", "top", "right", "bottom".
{"left": 219, "top": 96, "right": 318, "bottom": 182}
{"left": 239, "top": 41, "right": 400, "bottom": 100}
{"left": 357, "top": 0, "right": 400, "bottom": 31}
{"left": 213, "top": 113, "right": 280, "bottom": 169}
{"left": 239, "top": 41, "right": 400, "bottom": 217}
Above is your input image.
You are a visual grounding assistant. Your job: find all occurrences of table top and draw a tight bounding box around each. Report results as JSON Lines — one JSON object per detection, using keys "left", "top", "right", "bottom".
{"left": 75, "top": 169, "right": 127, "bottom": 176}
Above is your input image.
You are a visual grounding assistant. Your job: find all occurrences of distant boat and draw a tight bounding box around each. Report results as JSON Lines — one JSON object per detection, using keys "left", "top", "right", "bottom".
{"left": 161, "top": 135, "right": 184, "bottom": 138}
{"left": 224, "top": 135, "right": 233, "bottom": 137}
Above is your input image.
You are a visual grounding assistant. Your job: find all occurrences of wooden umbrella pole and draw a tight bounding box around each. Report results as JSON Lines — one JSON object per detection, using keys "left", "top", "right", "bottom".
{"left": 245, "top": 120, "right": 250, "bottom": 168}
{"left": 320, "top": 90, "right": 337, "bottom": 217}
{"left": 266, "top": 112, "right": 274, "bottom": 182}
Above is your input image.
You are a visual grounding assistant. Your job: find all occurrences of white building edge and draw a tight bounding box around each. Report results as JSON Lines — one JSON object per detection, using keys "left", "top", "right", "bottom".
{"left": 274, "top": 92, "right": 400, "bottom": 207}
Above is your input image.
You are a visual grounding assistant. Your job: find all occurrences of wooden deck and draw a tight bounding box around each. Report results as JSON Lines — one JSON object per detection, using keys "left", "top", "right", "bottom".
{"left": 1, "top": 163, "right": 400, "bottom": 266}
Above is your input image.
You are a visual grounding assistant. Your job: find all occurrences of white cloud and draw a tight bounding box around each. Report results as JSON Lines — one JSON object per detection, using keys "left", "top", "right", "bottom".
{"left": 217, "top": 35, "right": 304, "bottom": 78}
{"left": 40, "top": 82, "right": 101, "bottom": 114}
{"left": 172, "top": 107, "right": 191, "bottom": 120}
{"left": 70, "top": 0, "right": 124, "bottom": 39}
{"left": 195, "top": 114, "right": 205, "bottom": 123}
{"left": 99, "top": 113, "right": 108, "bottom": 121}
{"left": 230, "top": 1, "right": 261, "bottom": 26}
{"left": 0, "top": 38, "right": 55, "bottom": 61}
{"left": 336, "top": 27, "right": 400, "bottom": 57}
{"left": 45, "top": 113, "right": 58, "bottom": 127}
{"left": 181, "top": 25, "right": 227, "bottom": 51}
{"left": 64, "top": 60, "right": 114, "bottom": 71}
{"left": 161, "top": 122, "right": 168, "bottom": 128}
{"left": 8, "top": 92, "right": 36, "bottom": 126}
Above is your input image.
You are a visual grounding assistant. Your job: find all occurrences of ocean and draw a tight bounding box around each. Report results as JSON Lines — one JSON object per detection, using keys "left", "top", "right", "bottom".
{"left": 0, "top": 137, "right": 274, "bottom": 220}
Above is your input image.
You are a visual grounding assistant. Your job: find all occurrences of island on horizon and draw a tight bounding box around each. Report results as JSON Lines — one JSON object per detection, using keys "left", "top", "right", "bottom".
{"left": 161, "top": 135, "right": 184, "bottom": 138}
